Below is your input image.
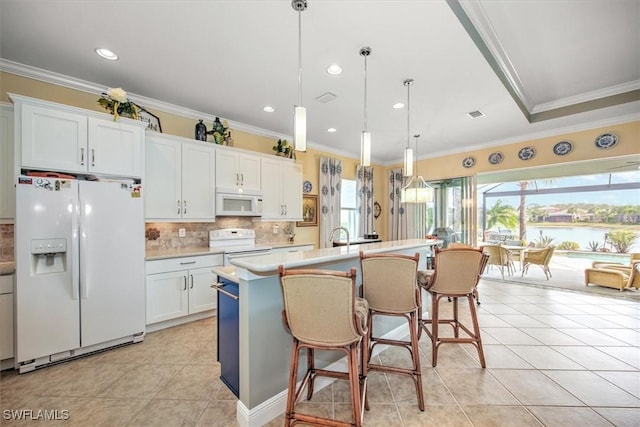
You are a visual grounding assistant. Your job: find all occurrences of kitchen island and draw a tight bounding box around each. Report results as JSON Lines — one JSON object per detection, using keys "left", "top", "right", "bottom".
{"left": 212, "top": 238, "right": 441, "bottom": 427}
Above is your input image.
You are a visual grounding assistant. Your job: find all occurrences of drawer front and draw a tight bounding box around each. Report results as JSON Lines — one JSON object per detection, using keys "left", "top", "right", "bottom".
{"left": 146, "top": 254, "right": 223, "bottom": 274}
{"left": 0, "top": 275, "right": 13, "bottom": 294}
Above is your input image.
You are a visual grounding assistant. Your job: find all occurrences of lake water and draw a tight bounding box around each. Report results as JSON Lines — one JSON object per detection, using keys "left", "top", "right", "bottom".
{"left": 526, "top": 226, "right": 640, "bottom": 252}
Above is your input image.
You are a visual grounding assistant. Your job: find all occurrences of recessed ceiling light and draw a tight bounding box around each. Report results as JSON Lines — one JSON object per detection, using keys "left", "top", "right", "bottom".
{"left": 392, "top": 103, "right": 405, "bottom": 109}
{"left": 95, "top": 48, "right": 118, "bottom": 61}
{"left": 263, "top": 106, "right": 275, "bottom": 113}
{"left": 327, "top": 128, "right": 337, "bottom": 133}
{"left": 326, "top": 64, "right": 342, "bottom": 75}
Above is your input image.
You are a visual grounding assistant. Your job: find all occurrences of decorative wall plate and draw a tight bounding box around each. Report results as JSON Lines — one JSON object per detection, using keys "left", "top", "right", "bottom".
{"left": 303, "top": 180, "right": 312, "bottom": 193}
{"left": 488, "top": 152, "right": 503, "bottom": 165}
{"left": 594, "top": 133, "right": 618, "bottom": 149}
{"left": 518, "top": 146, "right": 536, "bottom": 161}
{"left": 553, "top": 140, "right": 573, "bottom": 156}
{"left": 462, "top": 156, "right": 475, "bottom": 168}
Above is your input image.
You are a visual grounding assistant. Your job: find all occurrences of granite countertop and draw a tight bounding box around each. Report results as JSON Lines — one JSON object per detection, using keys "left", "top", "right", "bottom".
{"left": 0, "top": 261, "right": 15, "bottom": 276}
{"left": 145, "top": 241, "right": 314, "bottom": 260}
{"left": 145, "top": 247, "right": 225, "bottom": 261}
{"left": 231, "top": 239, "right": 442, "bottom": 274}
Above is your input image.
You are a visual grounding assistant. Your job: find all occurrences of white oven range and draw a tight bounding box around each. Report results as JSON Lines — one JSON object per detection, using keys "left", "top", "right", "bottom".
{"left": 209, "top": 228, "right": 272, "bottom": 266}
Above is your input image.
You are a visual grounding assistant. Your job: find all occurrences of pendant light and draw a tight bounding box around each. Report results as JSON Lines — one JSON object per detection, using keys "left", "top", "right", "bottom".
{"left": 403, "top": 79, "right": 414, "bottom": 177}
{"left": 360, "top": 46, "right": 372, "bottom": 166}
{"left": 292, "top": 0, "right": 307, "bottom": 152}
{"left": 401, "top": 79, "right": 433, "bottom": 204}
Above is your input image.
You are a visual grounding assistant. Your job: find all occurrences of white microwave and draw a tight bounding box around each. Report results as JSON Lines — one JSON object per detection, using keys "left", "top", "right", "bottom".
{"left": 216, "top": 192, "right": 263, "bottom": 216}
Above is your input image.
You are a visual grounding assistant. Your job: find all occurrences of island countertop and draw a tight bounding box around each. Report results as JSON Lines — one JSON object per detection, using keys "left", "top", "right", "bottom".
{"left": 231, "top": 238, "right": 441, "bottom": 274}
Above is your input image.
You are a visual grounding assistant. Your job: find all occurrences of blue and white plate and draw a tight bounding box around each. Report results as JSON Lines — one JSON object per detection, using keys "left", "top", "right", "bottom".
{"left": 553, "top": 140, "right": 573, "bottom": 156}
{"left": 488, "top": 152, "right": 503, "bottom": 165}
{"left": 303, "top": 180, "right": 312, "bottom": 193}
{"left": 518, "top": 146, "right": 536, "bottom": 161}
{"left": 462, "top": 156, "right": 475, "bottom": 168}
{"left": 594, "top": 133, "right": 618, "bottom": 149}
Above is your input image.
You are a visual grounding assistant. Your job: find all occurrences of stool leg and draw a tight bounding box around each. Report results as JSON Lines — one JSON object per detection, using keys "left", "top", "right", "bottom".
{"left": 431, "top": 293, "right": 439, "bottom": 367}
{"left": 348, "top": 343, "right": 364, "bottom": 427}
{"left": 409, "top": 310, "right": 425, "bottom": 411}
{"left": 306, "top": 348, "right": 315, "bottom": 400}
{"left": 285, "top": 341, "right": 300, "bottom": 425}
{"left": 453, "top": 297, "right": 459, "bottom": 338}
{"left": 468, "top": 294, "right": 486, "bottom": 368}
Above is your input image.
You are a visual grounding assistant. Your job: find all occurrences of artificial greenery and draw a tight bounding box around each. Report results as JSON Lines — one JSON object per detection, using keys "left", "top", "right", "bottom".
{"left": 272, "top": 139, "right": 292, "bottom": 157}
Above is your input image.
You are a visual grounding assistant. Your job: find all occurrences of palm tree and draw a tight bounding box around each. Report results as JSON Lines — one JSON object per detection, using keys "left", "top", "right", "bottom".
{"left": 517, "top": 179, "right": 553, "bottom": 240}
{"left": 486, "top": 199, "right": 518, "bottom": 231}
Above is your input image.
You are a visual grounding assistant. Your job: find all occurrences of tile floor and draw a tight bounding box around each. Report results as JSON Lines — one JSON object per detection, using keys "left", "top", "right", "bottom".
{"left": 1, "top": 279, "right": 639, "bottom": 426}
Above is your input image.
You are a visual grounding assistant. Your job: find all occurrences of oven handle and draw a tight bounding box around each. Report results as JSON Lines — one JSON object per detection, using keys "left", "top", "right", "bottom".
{"left": 211, "top": 283, "right": 239, "bottom": 300}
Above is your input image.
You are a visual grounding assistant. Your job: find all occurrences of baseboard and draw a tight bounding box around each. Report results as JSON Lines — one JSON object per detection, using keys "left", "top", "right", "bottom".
{"left": 236, "top": 322, "right": 410, "bottom": 427}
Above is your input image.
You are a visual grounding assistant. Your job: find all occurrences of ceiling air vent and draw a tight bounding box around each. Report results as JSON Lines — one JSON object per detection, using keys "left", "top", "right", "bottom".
{"left": 315, "top": 92, "right": 338, "bottom": 103}
{"left": 467, "top": 110, "right": 485, "bottom": 118}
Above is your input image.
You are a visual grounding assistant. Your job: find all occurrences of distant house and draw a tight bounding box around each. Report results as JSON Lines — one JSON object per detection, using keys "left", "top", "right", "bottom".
{"left": 546, "top": 213, "right": 574, "bottom": 222}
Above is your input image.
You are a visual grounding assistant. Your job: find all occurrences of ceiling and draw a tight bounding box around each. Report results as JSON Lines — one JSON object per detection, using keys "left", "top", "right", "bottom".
{"left": 1, "top": 0, "right": 639, "bottom": 171}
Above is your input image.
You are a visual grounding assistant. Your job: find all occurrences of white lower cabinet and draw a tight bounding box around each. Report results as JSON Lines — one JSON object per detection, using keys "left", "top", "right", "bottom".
{"left": 0, "top": 275, "right": 14, "bottom": 363}
{"left": 146, "top": 254, "right": 223, "bottom": 325}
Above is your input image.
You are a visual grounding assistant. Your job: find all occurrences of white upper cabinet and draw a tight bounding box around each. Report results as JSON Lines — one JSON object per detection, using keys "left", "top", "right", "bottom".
{"left": 145, "top": 133, "right": 215, "bottom": 221}
{"left": 215, "top": 146, "right": 261, "bottom": 193}
{"left": 0, "top": 106, "right": 15, "bottom": 219}
{"left": 261, "top": 157, "right": 302, "bottom": 220}
{"left": 11, "top": 94, "right": 145, "bottom": 178}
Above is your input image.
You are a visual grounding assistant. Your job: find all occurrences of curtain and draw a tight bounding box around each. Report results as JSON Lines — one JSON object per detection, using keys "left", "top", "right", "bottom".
{"left": 319, "top": 157, "right": 343, "bottom": 248}
{"left": 460, "top": 175, "right": 477, "bottom": 246}
{"left": 388, "top": 168, "right": 408, "bottom": 240}
{"left": 405, "top": 202, "right": 426, "bottom": 239}
{"left": 356, "top": 165, "right": 374, "bottom": 238}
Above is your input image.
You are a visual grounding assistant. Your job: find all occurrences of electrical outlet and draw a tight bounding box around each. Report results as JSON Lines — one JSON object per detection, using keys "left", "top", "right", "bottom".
{"left": 178, "top": 228, "right": 186, "bottom": 238}
{"left": 273, "top": 224, "right": 279, "bottom": 234}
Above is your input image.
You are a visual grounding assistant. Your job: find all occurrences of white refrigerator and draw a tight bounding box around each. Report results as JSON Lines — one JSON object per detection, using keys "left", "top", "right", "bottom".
{"left": 15, "top": 176, "right": 145, "bottom": 372}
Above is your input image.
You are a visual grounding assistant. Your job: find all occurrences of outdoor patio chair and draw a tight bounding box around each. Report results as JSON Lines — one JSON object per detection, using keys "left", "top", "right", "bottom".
{"left": 591, "top": 252, "right": 640, "bottom": 270}
{"left": 521, "top": 246, "right": 555, "bottom": 280}
{"left": 483, "top": 245, "right": 514, "bottom": 278}
{"left": 585, "top": 262, "right": 640, "bottom": 292}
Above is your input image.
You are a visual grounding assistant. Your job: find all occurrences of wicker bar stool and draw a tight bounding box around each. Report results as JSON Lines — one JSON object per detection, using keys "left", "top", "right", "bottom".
{"left": 359, "top": 251, "right": 424, "bottom": 411}
{"left": 278, "top": 266, "right": 369, "bottom": 427}
{"left": 419, "top": 247, "right": 489, "bottom": 367}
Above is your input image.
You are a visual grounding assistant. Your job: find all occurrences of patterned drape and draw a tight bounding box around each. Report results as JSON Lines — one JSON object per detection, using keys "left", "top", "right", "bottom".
{"left": 356, "top": 165, "right": 374, "bottom": 238}
{"left": 460, "top": 175, "right": 477, "bottom": 246}
{"left": 388, "top": 168, "right": 408, "bottom": 240}
{"left": 319, "top": 157, "right": 343, "bottom": 248}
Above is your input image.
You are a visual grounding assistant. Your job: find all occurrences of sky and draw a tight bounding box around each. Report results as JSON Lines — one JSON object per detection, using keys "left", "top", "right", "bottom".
{"left": 481, "top": 170, "right": 640, "bottom": 208}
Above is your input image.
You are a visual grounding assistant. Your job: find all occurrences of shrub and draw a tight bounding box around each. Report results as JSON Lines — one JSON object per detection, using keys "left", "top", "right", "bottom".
{"left": 535, "top": 235, "right": 556, "bottom": 248}
{"left": 607, "top": 230, "right": 638, "bottom": 253}
{"left": 558, "top": 241, "right": 580, "bottom": 251}
{"left": 587, "top": 241, "right": 601, "bottom": 252}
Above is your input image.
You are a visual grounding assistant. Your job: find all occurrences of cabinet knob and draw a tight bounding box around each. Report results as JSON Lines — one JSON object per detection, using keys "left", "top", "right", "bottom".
{"left": 177, "top": 200, "right": 181, "bottom": 214}
{"left": 80, "top": 147, "right": 85, "bottom": 165}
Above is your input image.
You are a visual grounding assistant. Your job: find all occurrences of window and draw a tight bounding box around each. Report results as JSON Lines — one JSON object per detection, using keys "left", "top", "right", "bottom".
{"left": 340, "top": 179, "right": 358, "bottom": 238}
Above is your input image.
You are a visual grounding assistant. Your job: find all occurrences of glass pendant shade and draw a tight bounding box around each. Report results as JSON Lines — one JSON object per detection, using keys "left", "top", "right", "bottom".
{"left": 294, "top": 105, "right": 306, "bottom": 151}
{"left": 361, "top": 131, "right": 371, "bottom": 166}
{"left": 403, "top": 147, "right": 413, "bottom": 177}
{"left": 401, "top": 176, "right": 433, "bottom": 203}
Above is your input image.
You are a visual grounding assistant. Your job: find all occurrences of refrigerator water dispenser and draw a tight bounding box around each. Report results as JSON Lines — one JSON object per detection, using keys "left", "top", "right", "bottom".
{"left": 30, "top": 238, "right": 67, "bottom": 274}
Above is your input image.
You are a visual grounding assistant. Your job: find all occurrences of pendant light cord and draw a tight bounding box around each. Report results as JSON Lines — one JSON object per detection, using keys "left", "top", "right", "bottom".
{"left": 364, "top": 52, "right": 368, "bottom": 132}
{"left": 297, "top": 10, "right": 302, "bottom": 107}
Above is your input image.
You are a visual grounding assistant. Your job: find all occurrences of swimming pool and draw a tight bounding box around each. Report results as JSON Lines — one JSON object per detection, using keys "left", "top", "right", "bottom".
{"left": 563, "top": 251, "right": 630, "bottom": 263}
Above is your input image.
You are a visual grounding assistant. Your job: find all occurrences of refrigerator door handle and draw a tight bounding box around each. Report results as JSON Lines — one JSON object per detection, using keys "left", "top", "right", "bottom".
{"left": 71, "top": 197, "right": 80, "bottom": 300}
{"left": 80, "top": 229, "right": 89, "bottom": 299}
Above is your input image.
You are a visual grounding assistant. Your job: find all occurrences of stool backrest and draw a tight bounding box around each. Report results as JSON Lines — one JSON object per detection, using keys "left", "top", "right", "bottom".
{"left": 279, "top": 266, "right": 362, "bottom": 347}
{"left": 360, "top": 252, "right": 419, "bottom": 313}
{"left": 429, "top": 247, "right": 488, "bottom": 294}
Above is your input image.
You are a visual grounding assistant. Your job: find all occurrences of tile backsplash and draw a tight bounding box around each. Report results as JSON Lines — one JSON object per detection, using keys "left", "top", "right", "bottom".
{"left": 145, "top": 218, "right": 298, "bottom": 251}
{"left": 0, "top": 224, "right": 14, "bottom": 261}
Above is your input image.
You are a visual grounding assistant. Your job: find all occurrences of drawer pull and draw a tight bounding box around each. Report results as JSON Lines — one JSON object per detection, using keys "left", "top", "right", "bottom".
{"left": 179, "top": 261, "right": 197, "bottom": 265}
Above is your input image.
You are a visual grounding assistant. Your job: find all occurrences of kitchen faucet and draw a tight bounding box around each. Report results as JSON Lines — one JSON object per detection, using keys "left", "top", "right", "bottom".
{"left": 329, "top": 226, "right": 350, "bottom": 248}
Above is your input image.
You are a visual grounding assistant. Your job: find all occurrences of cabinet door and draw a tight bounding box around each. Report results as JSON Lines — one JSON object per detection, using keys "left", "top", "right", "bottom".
{"left": 282, "top": 162, "right": 302, "bottom": 219}
{"left": 88, "top": 118, "right": 143, "bottom": 177}
{"left": 20, "top": 103, "right": 87, "bottom": 173}
{"left": 0, "top": 293, "right": 13, "bottom": 360}
{"left": 238, "top": 153, "right": 261, "bottom": 192}
{"left": 146, "top": 271, "right": 189, "bottom": 324}
{"left": 188, "top": 267, "right": 218, "bottom": 314}
{"left": 260, "top": 157, "right": 283, "bottom": 219}
{"left": 182, "top": 142, "right": 215, "bottom": 219}
{"left": 0, "top": 108, "right": 14, "bottom": 219}
{"left": 145, "top": 135, "right": 182, "bottom": 219}
{"left": 215, "top": 150, "right": 240, "bottom": 191}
